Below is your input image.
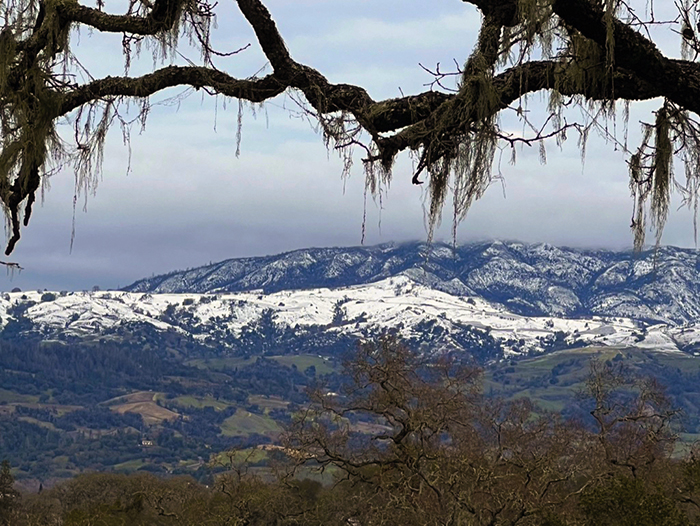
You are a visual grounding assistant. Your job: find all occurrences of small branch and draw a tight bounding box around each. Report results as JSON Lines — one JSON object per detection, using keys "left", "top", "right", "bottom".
{"left": 58, "top": 0, "right": 186, "bottom": 35}
{"left": 0, "top": 261, "right": 23, "bottom": 271}
{"left": 59, "top": 67, "right": 287, "bottom": 115}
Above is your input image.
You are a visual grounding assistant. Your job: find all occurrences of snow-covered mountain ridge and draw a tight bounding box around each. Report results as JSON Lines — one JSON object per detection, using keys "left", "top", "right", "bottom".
{"left": 2, "top": 275, "right": 695, "bottom": 358}
{"left": 4, "top": 241, "right": 700, "bottom": 359}
{"left": 124, "top": 241, "right": 700, "bottom": 325}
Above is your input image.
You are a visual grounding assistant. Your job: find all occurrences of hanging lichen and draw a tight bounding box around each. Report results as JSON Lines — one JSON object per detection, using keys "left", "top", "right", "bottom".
{"left": 651, "top": 104, "right": 673, "bottom": 240}
{"left": 514, "top": 0, "right": 556, "bottom": 59}
{"left": 408, "top": 16, "right": 504, "bottom": 245}
{"left": 0, "top": 0, "right": 73, "bottom": 253}
{"left": 0, "top": 0, "right": 220, "bottom": 254}
{"left": 628, "top": 101, "right": 680, "bottom": 250}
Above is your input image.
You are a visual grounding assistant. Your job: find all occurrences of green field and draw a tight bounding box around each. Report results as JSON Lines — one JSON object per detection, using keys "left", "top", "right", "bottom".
{"left": 186, "top": 356, "right": 257, "bottom": 370}
{"left": 171, "top": 395, "right": 234, "bottom": 411}
{"left": 220, "top": 409, "right": 282, "bottom": 437}
{"left": 113, "top": 459, "right": 149, "bottom": 471}
{"left": 0, "top": 388, "right": 39, "bottom": 403}
{"left": 212, "top": 447, "right": 270, "bottom": 466}
{"left": 270, "top": 355, "right": 335, "bottom": 375}
{"left": 187, "top": 354, "right": 336, "bottom": 375}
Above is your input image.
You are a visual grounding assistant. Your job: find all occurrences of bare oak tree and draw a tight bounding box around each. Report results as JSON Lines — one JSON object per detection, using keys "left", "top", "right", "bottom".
{"left": 2, "top": 0, "right": 700, "bottom": 254}
{"left": 286, "top": 340, "right": 593, "bottom": 526}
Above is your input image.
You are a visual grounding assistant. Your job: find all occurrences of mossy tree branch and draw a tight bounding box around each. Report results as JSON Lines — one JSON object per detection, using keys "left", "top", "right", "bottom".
{"left": 1, "top": 0, "right": 700, "bottom": 255}
{"left": 57, "top": 0, "right": 187, "bottom": 35}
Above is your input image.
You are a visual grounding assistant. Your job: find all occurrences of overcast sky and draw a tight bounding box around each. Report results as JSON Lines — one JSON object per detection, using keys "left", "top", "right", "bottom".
{"left": 2, "top": 0, "right": 696, "bottom": 291}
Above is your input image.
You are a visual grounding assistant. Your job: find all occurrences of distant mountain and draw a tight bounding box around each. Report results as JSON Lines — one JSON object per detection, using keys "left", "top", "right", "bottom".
{"left": 124, "top": 241, "right": 700, "bottom": 325}
{"left": 3, "top": 241, "right": 699, "bottom": 363}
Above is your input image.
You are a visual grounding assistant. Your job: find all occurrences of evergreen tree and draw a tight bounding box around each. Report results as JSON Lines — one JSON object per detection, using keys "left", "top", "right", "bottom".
{"left": 0, "top": 460, "right": 19, "bottom": 526}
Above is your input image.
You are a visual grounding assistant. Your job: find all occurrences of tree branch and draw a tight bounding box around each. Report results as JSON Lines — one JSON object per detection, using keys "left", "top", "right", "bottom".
{"left": 375, "top": 60, "right": 662, "bottom": 166}
{"left": 57, "top": 0, "right": 187, "bottom": 35}
{"left": 552, "top": 0, "right": 700, "bottom": 115}
{"left": 59, "top": 67, "right": 287, "bottom": 114}
{"left": 3, "top": 0, "right": 700, "bottom": 255}
{"left": 235, "top": 0, "right": 293, "bottom": 75}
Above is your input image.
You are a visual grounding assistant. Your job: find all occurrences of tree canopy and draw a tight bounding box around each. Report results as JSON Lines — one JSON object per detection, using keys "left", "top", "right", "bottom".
{"left": 1, "top": 0, "right": 699, "bottom": 255}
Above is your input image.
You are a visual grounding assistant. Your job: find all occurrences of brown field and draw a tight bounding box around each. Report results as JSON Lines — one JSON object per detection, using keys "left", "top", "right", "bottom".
{"left": 111, "top": 401, "right": 180, "bottom": 425}
{"left": 17, "top": 416, "right": 58, "bottom": 430}
{"left": 352, "top": 421, "right": 393, "bottom": 434}
{"left": 102, "top": 390, "right": 160, "bottom": 406}
{"left": 248, "top": 395, "right": 289, "bottom": 410}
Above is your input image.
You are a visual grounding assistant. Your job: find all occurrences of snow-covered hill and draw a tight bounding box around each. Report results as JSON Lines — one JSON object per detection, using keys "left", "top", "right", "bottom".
{"left": 124, "top": 241, "right": 700, "bottom": 325}
{"left": 2, "top": 275, "right": 692, "bottom": 359}
{"left": 5, "top": 241, "right": 700, "bottom": 360}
